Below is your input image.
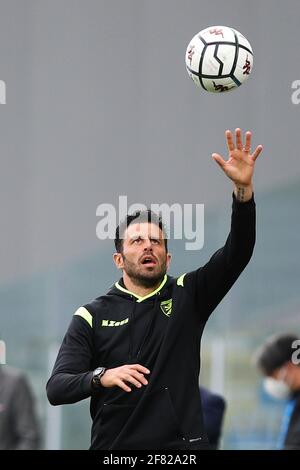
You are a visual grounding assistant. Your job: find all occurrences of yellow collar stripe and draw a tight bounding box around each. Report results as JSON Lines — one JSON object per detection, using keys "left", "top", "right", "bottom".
{"left": 176, "top": 273, "right": 186, "bottom": 287}
{"left": 115, "top": 274, "right": 168, "bottom": 302}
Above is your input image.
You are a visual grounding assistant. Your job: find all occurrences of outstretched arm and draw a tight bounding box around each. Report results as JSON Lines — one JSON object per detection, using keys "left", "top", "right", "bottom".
{"left": 185, "top": 129, "right": 263, "bottom": 322}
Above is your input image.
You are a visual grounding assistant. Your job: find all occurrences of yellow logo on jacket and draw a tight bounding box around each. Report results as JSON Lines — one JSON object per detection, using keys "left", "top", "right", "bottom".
{"left": 160, "top": 299, "right": 172, "bottom": 317}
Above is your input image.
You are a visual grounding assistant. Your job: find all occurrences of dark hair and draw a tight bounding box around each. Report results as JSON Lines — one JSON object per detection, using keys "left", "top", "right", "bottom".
{"left": 254, "top": 333, "right": 300, "bottom": 376}
{"left": 115, "top": 209, "right": 168, "bottom": 253}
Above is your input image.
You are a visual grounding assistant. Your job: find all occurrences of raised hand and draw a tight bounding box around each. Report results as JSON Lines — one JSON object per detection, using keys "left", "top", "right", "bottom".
{"left": 212, "top": 128, "right": 263, "bottom": 201}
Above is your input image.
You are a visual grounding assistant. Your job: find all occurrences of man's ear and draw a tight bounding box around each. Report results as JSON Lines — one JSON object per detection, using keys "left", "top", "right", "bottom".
{"left": 113, "top": 252, "right": 124, "bottom": 270}
{"left": 166, "top": 253, "right": 172, "bottom": 271}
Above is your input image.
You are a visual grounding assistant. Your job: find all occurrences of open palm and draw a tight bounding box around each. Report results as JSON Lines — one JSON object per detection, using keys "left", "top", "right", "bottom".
{"left": 212, "top": 128, "right": 263, "bottom": 186}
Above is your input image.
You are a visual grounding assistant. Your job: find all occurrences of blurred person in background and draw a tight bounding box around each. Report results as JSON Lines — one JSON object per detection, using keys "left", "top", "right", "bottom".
{"left": 254, "top": 333, "right": 300, "bottom": 450}
{"left": 200, "top": 386, "right": 226, "bottom": 449}
{"left": 0, "top": 364, "right": 40, "bottom": 450}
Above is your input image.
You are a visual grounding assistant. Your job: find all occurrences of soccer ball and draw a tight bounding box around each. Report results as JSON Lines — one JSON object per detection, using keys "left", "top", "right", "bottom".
{"left": 185, "top": 25, "right": 253, "bottom": 93}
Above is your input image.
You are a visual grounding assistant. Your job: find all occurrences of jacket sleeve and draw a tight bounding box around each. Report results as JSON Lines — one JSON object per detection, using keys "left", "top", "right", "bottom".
{"left": 185, "top": 193, "right": 256, "bottom": 322}
{"left": 46, "top": 309, "right": 95, "bottom": 405}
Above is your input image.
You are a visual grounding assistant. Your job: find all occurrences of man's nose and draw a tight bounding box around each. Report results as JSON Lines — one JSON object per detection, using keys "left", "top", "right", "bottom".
{"left": 143, "top": 239, "right": 152, "bottom": 250}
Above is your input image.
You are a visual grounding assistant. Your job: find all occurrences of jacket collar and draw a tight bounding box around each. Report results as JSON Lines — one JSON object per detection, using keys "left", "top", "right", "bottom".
{"left": 115, "top": 274, "right": 168, "bottom": 303}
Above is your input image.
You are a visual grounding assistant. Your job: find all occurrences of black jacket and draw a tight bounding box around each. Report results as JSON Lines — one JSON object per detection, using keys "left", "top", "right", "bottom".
{"left": 46, "top": 195, "right": 255, "bottom": 450}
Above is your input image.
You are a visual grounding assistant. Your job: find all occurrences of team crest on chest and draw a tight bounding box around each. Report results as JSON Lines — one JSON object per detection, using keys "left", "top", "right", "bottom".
{"left": 160, "top": 299, "right": 172, "bottom": 317}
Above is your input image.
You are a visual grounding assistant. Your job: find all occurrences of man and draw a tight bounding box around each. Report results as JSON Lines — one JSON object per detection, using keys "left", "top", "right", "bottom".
{"left": 47, "top": 128, "right": 262, "bottom": 450}
{"left": 254, "top": 333, "right": 300, "bottom": 450}
{"left": 0, "top": 365, "right": 40, "bottom": 450}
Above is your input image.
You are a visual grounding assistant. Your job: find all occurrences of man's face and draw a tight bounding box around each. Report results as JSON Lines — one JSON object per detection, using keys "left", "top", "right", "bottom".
{"left": 114, "top": 222, "right": 171, "bottom": 288}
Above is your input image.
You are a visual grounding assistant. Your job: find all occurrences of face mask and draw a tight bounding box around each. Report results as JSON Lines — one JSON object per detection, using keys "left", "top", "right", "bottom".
{"left": 263, "top": 376, "right": 291, "bottom": 400}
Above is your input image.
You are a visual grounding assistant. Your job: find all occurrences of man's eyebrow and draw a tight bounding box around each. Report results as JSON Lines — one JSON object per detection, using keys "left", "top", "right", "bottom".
{"left": 128, "top": 234, "right": 143, "bottom": 240}
{"left": 128, "top": 234, "right": 161, "bottom": 240}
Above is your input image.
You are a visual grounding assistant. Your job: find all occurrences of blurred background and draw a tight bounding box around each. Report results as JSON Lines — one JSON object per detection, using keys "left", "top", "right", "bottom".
{"left": 0, "top": 0, "right": 299, "bottom": 449}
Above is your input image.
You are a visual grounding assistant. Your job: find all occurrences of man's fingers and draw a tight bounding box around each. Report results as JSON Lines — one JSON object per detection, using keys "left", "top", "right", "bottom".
{"left": 117, "top": 379, "right": 131, "bottom": 392}
{"left": 225, "top": 130, "right": 234, "bottom": 152}
{"left": 123, "top": 374, "right": 144, "bottom": 389}
{"left": 212, "top": 153, "right": 226, "bottom": 169}
{"left": 123, "top": 370, "right": 148, "bottom": 386}
{"left": 130, "top": 370, "right": 148, "bottom": 385}
{"left": 235, "top": 128, "right": 243, "bottom": 150}
{"left": 244, "top": 131, "right": 252, "bottom": 152}
{"left": 252, "top": 145, "right": 263, "bottom": 162}
{"left": 128, "top": 364, "right": 150, "bottom": 375}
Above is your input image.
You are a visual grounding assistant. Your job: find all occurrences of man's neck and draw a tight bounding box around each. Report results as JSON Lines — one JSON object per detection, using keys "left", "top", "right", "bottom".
{"left": 122, "top": 273, "right": 163, "bottom": 298}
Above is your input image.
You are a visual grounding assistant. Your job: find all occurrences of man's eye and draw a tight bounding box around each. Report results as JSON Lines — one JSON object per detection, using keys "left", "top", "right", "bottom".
{"left": 151, "top": 239, "right": 160, "bottom": 244}
{"left": 133, "top": 238, "right": 141, "bottom": 243}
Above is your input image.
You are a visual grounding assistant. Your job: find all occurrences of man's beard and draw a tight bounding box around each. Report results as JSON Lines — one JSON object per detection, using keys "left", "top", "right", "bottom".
{"left": 122, "top": 255, "right": 167, "bottom": 288}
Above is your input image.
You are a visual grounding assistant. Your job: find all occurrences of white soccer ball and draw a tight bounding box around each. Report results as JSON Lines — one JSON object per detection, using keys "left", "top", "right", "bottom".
{"left": 185, "top": 25, "right": 253, "bottom": 93}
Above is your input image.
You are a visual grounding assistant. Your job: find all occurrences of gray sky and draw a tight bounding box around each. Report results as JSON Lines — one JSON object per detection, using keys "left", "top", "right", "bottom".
{"left": 0, "top": 0, "right": 299, "bottom": 283}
